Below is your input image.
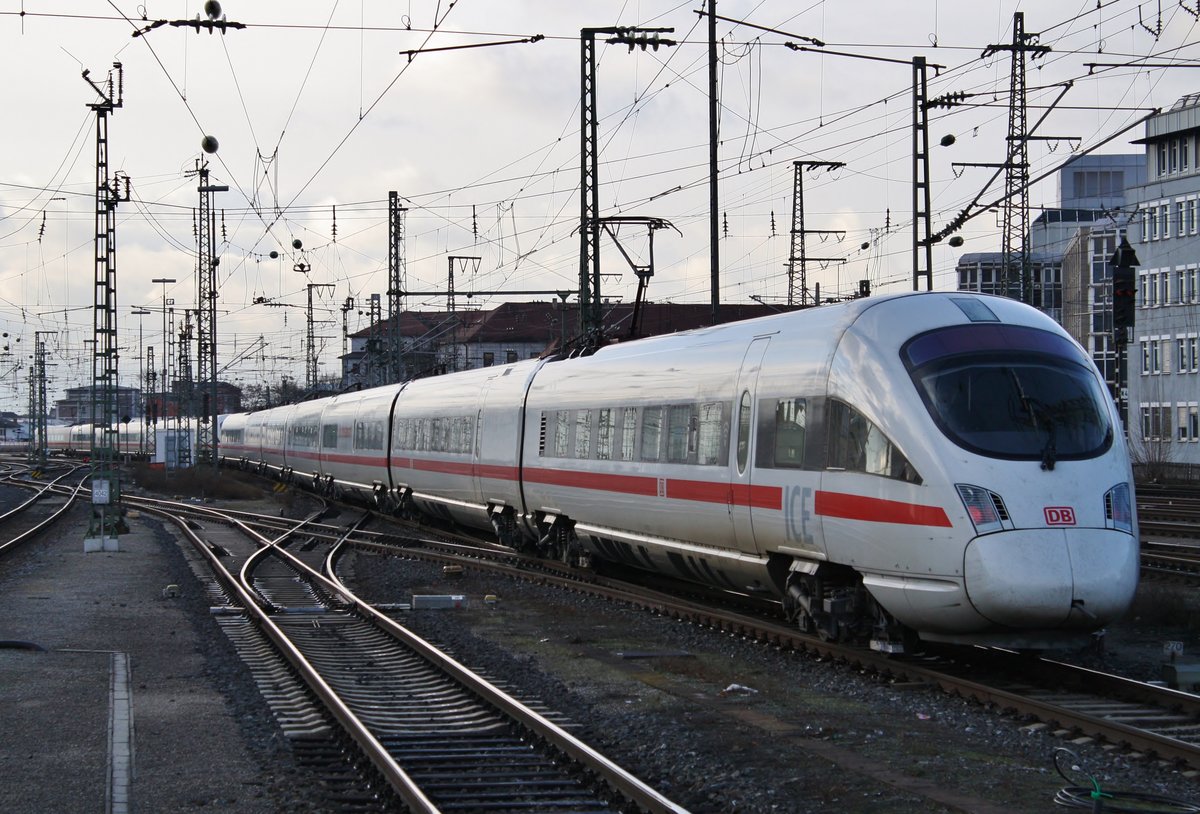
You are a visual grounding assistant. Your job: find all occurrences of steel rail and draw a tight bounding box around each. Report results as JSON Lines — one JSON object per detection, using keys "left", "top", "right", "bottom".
{"left": 238, "top": 514, "right": 691, "bottom": 814}
{"left": 149, "top": 506, "right": 440, "bottom": 813}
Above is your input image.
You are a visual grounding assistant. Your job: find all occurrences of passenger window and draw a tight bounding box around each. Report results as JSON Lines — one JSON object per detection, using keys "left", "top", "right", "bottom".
{"left": 596, "top": 409, "right": 614, "bottom": 460}
{"left": 697, "top": 402, "right": 725, "bottom": 466}
{"left": 575, "top": 410, "right": 592, "bottom": 458}
{"left": 554, "top": 410, "right": 570, "bottom": 457}
{"left": 774, "top": 398, "right": 806, "bottom": 467}
{"left": 641, "top": 407, "right": 663, "bottom": 461}
{"left": 619, "top": 407, "right": 637, "bottom": 460}
{"left": 667, "top": 405, "right": 691, "bottom": 463}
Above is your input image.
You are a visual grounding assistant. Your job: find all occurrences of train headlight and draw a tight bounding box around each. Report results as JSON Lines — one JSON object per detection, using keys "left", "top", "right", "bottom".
{"left": 956, "top": 483, "right": 1005, "bottom": 535}
{"left": 1104, "top": 482, "right": 1133, "bottom": 534}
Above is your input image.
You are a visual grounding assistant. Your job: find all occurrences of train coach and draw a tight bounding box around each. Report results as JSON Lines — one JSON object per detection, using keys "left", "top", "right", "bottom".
{"left": 220, "top": 291, "right": 1139, "bottom": 652}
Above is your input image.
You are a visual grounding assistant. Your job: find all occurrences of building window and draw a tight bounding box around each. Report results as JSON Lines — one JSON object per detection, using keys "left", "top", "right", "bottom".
{"left": 1150, "top": 207, "right": 1159, "bottom": 240}
{"left": 506, "top": 350, "right": 518, "bottom": 364}
{"left": 1092, "top": 333, "right": 1116, "bottom": 387}
{"left": 1161, "top": 204, "right": 1171, "bottom": 238}
{"left": 1191, "top": 405, "right": 1200, "bottom": 441}
{"left": 1152, "top": 404, "right": 1167, "bottom": 440}
{"left": 1158, "top": 142, "right": 1168, "bottom": 176}
{"left": 1190, "top": 336, "right": 1200, "bottom": 372}
{"left": 1140, "top": 339, "right": 1150, "bottom": 375}
{"left": 1159, "top": 271, "right": 1170, "bottom": 306}
{"left": 482, "top": 351, "right": 495, "bottom": 367}
{"left": 1190, "top": 199, "right": 1199, "bottom": 235}
{"left": 1170, "top": 139, "right": 1180, "bottom": 173}
{"left": 1176, "top": 269, "right": 1186, "bottom": 304}
{"left": 1073, "top": 170, "right": 1125, "bottom": 200}
{"left": 1178, "top": 202, "right": 1188, "bottom": 238}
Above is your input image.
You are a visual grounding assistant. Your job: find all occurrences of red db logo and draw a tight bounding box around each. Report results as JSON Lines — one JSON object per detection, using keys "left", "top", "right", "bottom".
{"left": 1044, "top": 507, "right": 1076, "bottom": 526}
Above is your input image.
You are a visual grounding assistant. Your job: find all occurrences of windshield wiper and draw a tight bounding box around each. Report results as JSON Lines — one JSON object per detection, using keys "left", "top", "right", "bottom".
{"left": 1006, "top": 368, "right": 1057, "bottom": 471}
{"left": 1038, "top": 414, "right": 1057, "bottom": 471}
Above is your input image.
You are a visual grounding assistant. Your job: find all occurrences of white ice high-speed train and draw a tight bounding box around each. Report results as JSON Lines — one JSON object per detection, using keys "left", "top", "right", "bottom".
{"left": 219, "top": 291, "right": 1139, "bottom": 652}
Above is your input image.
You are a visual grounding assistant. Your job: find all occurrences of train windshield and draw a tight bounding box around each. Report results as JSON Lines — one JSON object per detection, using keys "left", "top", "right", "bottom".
{"left": 902, "top": 324, "right": 1113, "bottom": 463}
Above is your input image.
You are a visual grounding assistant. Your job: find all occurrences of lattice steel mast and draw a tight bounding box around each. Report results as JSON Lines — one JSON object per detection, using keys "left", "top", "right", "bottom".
{"left": 83, "top": 62, "right": 126, "bottom": 550}
{"left": 580, "top": 26, "right": 675, "bottom": 346}
{"left": 305, "top": 283, "right": 335, "bottom": 391}
{"left": 912, "top": 56, "right": 934, "bottom": 292}
{"left": 984, "top": 12, "right": 1049, "bottom": 303}
{"left": 32, "top": 332, "right": 51, "bottom": 469}
{"left": 787, "top": 161, "right": 845, "bottom": 306}
{"left": 388, "top": 191, "right": 407, "bottom": 383}
{"left": 191, "top": 160, "right": 227, "bottom": 467}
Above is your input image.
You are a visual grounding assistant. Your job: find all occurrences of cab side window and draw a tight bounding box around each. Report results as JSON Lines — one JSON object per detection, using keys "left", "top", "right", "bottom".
{"left": 826, "top": 399, "right": 921, "bottom": 484}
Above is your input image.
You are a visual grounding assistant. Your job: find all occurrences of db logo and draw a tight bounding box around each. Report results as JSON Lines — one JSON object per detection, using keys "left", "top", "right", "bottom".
{"left": 1044, "top": 507, "right": 1076, "bottom": 526}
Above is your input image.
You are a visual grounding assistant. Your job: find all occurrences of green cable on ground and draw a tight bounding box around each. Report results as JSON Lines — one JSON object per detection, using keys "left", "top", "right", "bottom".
{"left": 1052, "top": 747, "right": 1200, "bottom": 813}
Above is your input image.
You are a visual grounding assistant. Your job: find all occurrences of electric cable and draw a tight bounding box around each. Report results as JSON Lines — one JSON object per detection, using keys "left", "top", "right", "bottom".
{"left": 1052, "top": 747, "right": 1200, "bottom": 812}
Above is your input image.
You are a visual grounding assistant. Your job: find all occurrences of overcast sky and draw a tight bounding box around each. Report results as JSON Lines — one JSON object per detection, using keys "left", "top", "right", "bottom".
{"left": 1, "top": 1, "right": 1196, "bottom": 412}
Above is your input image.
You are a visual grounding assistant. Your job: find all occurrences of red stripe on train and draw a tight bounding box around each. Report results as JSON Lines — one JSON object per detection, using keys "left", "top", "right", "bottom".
{"left": 241, "top": 448, "right": 949, "bottom": 527}
{"left": 815, "top": 490, "right": 952, "bottom": 527}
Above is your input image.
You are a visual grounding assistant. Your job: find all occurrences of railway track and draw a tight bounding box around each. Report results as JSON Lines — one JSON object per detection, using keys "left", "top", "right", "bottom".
{"left": 302, "top": 506, "right": 1200, "bottom": 775}
{"left": 0, "top": 465, "right": 86, "bottom": 556}
{"left": 133, "top": 495, "right": 689, "bottom": 813}
{"left": 162, "top": 481, "right": 1200, "bottom": 775}
{"left": 24, "top": 471, "right": 1200, "bottom": 792}
{"left": 1136, "top": 484, "right": 1200, "bottom": 582}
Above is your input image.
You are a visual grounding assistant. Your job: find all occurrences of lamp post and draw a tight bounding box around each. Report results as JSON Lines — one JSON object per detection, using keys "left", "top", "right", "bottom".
{"left": 151, "top": 278, "right": 175, "bottom": 466}
{"left": 131, "top": 307, "right": 151, "bottom": 455}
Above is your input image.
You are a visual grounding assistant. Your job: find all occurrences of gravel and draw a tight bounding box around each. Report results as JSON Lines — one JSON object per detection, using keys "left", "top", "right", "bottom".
{"left": 7, "top": 476, "right": 1200, "bottom": 814}
{"left": 344, "top": 547, "right": 1200, "bottom": 814}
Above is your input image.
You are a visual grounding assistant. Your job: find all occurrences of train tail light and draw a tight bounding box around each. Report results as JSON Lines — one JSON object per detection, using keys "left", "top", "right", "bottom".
{"left": 1104, "top": 482, "right": 1133, "bottom": 534}
{"left": 956, "top": 484, "right": 1005, "bottom": 535}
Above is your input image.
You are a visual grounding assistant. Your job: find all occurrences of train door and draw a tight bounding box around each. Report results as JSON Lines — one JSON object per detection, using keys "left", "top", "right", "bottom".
{"left": 729, "top": 337, "right": 771, "bottom": 555}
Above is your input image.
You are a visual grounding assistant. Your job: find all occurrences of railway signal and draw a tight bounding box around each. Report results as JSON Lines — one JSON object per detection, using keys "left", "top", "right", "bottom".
{"left": 1110, "top": 235, "right": 1139, "bottom": 432}
{"left": 1111, "top": 237, "right": 1139, "bottom": 333}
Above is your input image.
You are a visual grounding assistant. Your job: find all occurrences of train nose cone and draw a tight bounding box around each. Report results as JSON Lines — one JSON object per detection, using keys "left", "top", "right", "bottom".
{"left": 963, "top": 529, "right": 1138, "bottom": 628}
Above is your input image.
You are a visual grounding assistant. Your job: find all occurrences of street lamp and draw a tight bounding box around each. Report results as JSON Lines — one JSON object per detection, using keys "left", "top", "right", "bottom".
{"left": 131, "top": 307, "right": 151, "bottom": 455}
{"left": 151, "top": 279, "right": 175, "bottom": 464}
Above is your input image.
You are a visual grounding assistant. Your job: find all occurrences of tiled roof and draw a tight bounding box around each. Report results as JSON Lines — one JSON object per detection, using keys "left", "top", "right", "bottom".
{"left": 352, "top": 301, "right": 793, "bottom": 343}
